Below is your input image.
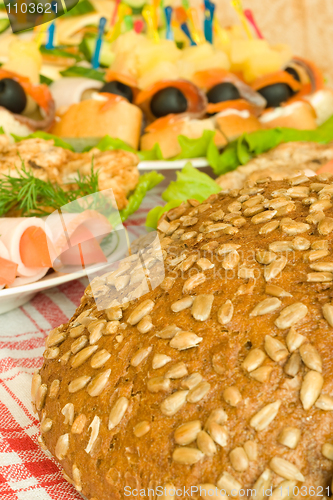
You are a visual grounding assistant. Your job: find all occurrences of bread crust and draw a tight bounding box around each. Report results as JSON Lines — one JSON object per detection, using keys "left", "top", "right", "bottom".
{"left": 36, "top": 177, "right": 333, "bottom": 500}
{"left": 259, "top": 102, "right": 317, "bottom": 130}
{"left": 51, "top": 99, "right": 143, "bottom": 150}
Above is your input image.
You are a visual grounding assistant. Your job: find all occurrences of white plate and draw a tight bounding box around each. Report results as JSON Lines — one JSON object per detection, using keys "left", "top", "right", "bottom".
{"left": 0, "top": 230, "right": 127, "bottom": 315}
{"left": 138, "top": 157, "right": 209, "bottom": 171}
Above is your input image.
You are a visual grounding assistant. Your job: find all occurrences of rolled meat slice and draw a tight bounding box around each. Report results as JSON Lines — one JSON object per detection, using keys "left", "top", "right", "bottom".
{"left": 8, "top": 269, "right": 49, "bottom": 288}
{"left": 0, "top": 218, "right": 51, "bottom": 277}
{"left": 192, "top": 68, "right": 267, "bottom": 115}
{"left": 45, "top": 209, "right": 113, "bottom": 269}
{"left": 50, "top": 77, "right": 103, "bottom": 109}
{"left": 135, "top": 79, "right": 207, "bottom": 124}
{"left": 0, "top": 240, "right": 17, "bottom": 290}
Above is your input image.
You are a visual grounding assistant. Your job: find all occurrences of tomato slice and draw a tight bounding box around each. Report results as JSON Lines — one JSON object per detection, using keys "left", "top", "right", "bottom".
{"left": 59, "top": 225, "right": 107, "bottom": 266}
{"left": 20, "top": 227, "right": 52, "bottom": 268}
{"left": 317, "top": 160, "right": 333, "bottom": 175}
{"left": 0, "top": 257, "right": 18, "bottom": 285}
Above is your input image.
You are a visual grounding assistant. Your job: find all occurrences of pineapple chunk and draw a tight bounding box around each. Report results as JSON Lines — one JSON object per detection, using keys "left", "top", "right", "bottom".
{"left": 138, "top": 61, "right": 180, "bottom": 89}
{"left": 243, "top": 50, "right": 283, "bottom": 83}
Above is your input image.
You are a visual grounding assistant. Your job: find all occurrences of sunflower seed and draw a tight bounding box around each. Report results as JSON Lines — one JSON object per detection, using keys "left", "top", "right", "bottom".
{"left": 210, "top": 209, "right": 225, "bottom": 221}
{"left": 85, "top": 416, "right": 100, "bottom": 455}
{"left": 269, "top": 457, "right": 304, "bottom": 482}
{"left": 222, "top": 250, "right": 240, "bottom": 270}
{"left": 307, "top": 211, "right": 325, "bottom": 224}
{"left": 291, "top": 237, "right": 311, "bottom": 251}
{"left": 181, "top": 216, "right": 199, "bottom": 227}
{"left": 170, "top": 331, "right": 203, "bottom": 351}
{"left": 299, "top": 343, "right": 322, "bottom": 372}
{"left": 197, "top": 258, "right": 214, "bottom": 271}
{"left": 281, "top": 220, "right": 310, "bottom": 235}
{"left": 217, "top": 300, "right": 234, "bottom": 325}
{"left": 275, "top": 303, "right": 308, "bottom": 329}
{"left": 244, "top": 204, "right": 265, "bottom": 217}
{"left": 187, "top": 381, "right": 210, "bottom": 403}
{"left": 251, "top": 469, "right": 272, "bottom": 500}
{"left": 157, "top": 324, "right": 181, "bottom": 339}
{"left": 71, "top": 335, "right": 88, "bottom": 354}
{"left": 133, "top": 421, "right": 150, "bottom": 438}
{"left": 147, "top": 377, "right": 171, "bottom": 393}
{"left": 160, "top": 390, "right": 188, "bottom": 416}
{"left": 90, "top": 349, "right": 111, "bottom": 370}
{"left": 171, "top": 296, "right": 194, "bottom": 313}
{"left": 152, "top": 354, "right": 172, "bottom": 369}
{"left": 287, "top": 186, "right": 309, "bottom": 198}
{"left": 216, "top": 472, "right": 242, "bottom": 496}
{"left": 250, "top": 298, "right": 281, "bottom": 318}
{"left": 285, "top": 327, "right": 306, "bottom": 353}
{"left": 270, "top": 481, "right": 297, "bottom": 500}
{"left": 278, "top": 427, "right": 301, "bottom": 449}
{"left": 46, "top": 328, "right": 67, "bottom": 348}
{"left": 217, "top": 243, "right": 241, "bottom": 256}
{"left": 264, "top": 256, "right": 288, "bottom": 282}
{"left": 71, "top": 464, "right": 82, "bottom": 492}
{"left": 41, "top": 418, "right": 53, "bottom": 433}
{"left": 242, "top": 349, "right": 266, "bottom": 372}
{"left": 55, "top": 434, "right": 69, "bottom": 460}
{"left": 108, "top": 397, "right": 129, "bottom": 430}
{"left": 264, "top": 335, "right": 289, "bottom": 362}
{"left": 128, "top": 300, "right": 155, "bottom": 326}
{"left": 36, "top": 384, "right": 47, "bottom": 411}
{"left": 255, "top": 251, "right": 276, "bottom": 265}
{"left": 71, "top": 345, "right": 98, "bottom": 368}
{"left": 252, "top": 210, "right": 277, "bottom": 225}
{"left": 230, "top": 447, "right": 249, "bottom": 472}
{"left": 284, "top": 352, "right": 301, "bottom": 377}
{"left": 243, "top": 195, "right": 265, "bottom": 209}
{"left": 259, "top": 220, "right": 280, "bottom": 235}
{"left": 318, "top": 217, "right": 333, "bottom": 235}
{"left": 172, "top": 447, "right": 203, "bottom": 465}
{"left": 300, "top": 371, "right": 324, "bottom": 409}
{"left": 174, "top": 420, "right": 202, "bottom": 445}
{"left": 71, "top": 414, "right": 87, "bottom": 435}
{"left": 310, "top": 262, "right": 333, "bottom": 272}
{"left": 70, "top": 325, "right": 86, "bottom": 339}
{"left": 236, "top": 278, "right": 256, "bottom": 295}
{"left": 323, "top": 303, "right": 333, "bottom": 326}
{"left": 250, "top": 401, "right": 281, "bottom": 431}
{"left": 206, "top": 422, "right": 228, "bottom": 447}
{"left": 31, "top": 371, "right": 41, "bottom": 405}
{"left": 268, "top": 241, "right": 292, "bottom": 253}
{"left": 307, "top": 271, "right": 333, "bottom": 282}
{"left": 310, "top": 199, "right": 332, "bottom": 212}
{"left": 265, "top": 284, "right": 292, "bottom": 298}
{"left": 75, "top": 309, "right": 93, "bottom": 325}
{"left": 49, "top": 379, "right": 60, "bottom": 399}
{"left": 158, "top": 219, "right": 170, "bottom": 233}
{"left": 223, "top": 386, "right": 242, "bottom": 407}
{"left": 104, "top": 321, "right": 120, "bottom": 335}
{"left": 191, "top": 294, "right": 214, "bottom": 321}
{"left": 183, "top": 273, "right": 206, "bottom": 294}
{"left": 250, "top": 366, "right": 273, "bottom": 383}
{"left": 165, "top": 362, "right": 188, "bottom": 379}
{"left": 181, "top": 373, "right": 203, "bottom": 390}
{"left": 68, "top": 375, "right": 91, "bottom": 394}
{"left": 203, "top": 223, "right": 229, "bottom": 234}
{"left": 315, "top": 394, "right": 333, "bottom": 411}
{"left": 244, "top": 440, "right": 258, "bottom": 461}
{"left": 87, "top": 320, "right": 106, "bottom": 345}
{"left": 201, "top": 241, "right": 219, "bottom": 252}
{"left": 205, "top": 408, "right": 228, "bottom": 428}
{"left": 43, "top": 347, "right": 59, "bottom": 360}
{"left": 167, "top": 205, "right": 186, "bottom": 220}
{"left": 181, "top": 231, "right": 198, "bottom": 241}
{"left": 87, "top": 369, "right": 111, "bottom": 397}
{"left": 310, "top": 182, "right": 327, "bottom": 192}
{"left": 131, "top": 346, "right": 152, "bottom": 367}
{"left": 160, "top": 277, "right": 176, "bottom": 291}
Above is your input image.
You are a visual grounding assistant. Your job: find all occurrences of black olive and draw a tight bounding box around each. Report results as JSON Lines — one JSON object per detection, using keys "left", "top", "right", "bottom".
{"left": 150, "top": 87, "right": 187, "bottom": 118}
{"left": 0, "top": 78, "right": 27, "bottom": 114}
{"left": 207, "top": 82, "right": 241, "bottom": 104}
{"left": 258, "top": 83, "right": 293, "bottom": 108}
{"left": 285, "top": 66, "right": 301, "bottom": 82}
{"left": 100, "top": 81, "right": 133, "bottom": 102}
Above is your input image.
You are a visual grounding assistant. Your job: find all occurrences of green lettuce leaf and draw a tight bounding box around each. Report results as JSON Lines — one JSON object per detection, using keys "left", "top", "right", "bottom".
{"left": 0, "top": 126, "right": 4, "bottom": 134}
{"left": 94, "top": 135, "right": 163, "bottom": 161}
{"left": 146, "top": 200, "right": 182, "bottom": 229}
{"left": 174, "top": 129, "right": 217, "bottom": 160}
{"left": 11, "top": 131, "right": 74, "bottom": 151}
{"left": 213, "top": 115, "right": 333, "bottom": 176}
{"left": 39, "top": 45, "right": 82, "bottom": 62}
{"left": 162, "top": 163, "right": 221, "bottom": 204}
{"left": 120, "top": 171, "right": 164, "bottom": 222}
{"left": 63, "top": 0, "right": 95, "bottom": 16}
{"left": 60, "top": 65, "right": 106, "bottom": 82}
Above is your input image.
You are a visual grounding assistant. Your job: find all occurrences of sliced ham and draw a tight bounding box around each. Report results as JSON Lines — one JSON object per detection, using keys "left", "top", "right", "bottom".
{"left": 0, "top": 240, "right": 17, "bottom": 289}
{"left": 0, "top": 217, "right": 51, "bottom": 277}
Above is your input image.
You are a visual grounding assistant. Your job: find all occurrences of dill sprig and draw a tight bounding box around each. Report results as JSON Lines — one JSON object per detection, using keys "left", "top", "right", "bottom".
{"left": 0, "top": 163, "right": 100, "bottom": 217}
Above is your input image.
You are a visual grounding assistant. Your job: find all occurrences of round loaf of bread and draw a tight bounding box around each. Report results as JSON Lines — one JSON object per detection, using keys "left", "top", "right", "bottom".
{"left": 34, "top": 176, "right": 333, "bottom": 500}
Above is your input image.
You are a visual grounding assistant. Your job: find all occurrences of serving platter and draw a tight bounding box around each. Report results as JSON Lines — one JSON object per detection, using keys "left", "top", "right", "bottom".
{"left": 138, "top": 157, "right": 209, "bottom": 171}
{"left": 0, "top": 228, "right": 127, "bottom": 315}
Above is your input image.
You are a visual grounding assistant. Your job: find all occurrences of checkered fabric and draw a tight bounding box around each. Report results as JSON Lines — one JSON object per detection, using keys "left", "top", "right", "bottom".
{"left": 0, "top": 185, "right": 166, "bottom": 499}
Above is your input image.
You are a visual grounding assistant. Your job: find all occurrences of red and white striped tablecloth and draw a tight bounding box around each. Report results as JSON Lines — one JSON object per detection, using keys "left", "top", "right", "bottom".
{"left": 0, "top": 181, "right": 169, "bottom": 500}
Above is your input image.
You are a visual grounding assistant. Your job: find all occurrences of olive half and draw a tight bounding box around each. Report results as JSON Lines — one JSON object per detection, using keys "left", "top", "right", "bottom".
{"left": 150, "top": 87, "right": 187, "bottom": 118}
{"left": 258, "top": 83, "right": 293, "bottom": 108}
{"left": 0, "top": 78, "right": 27, "bottom": 114}
{"left": 100, "top": 81, "right": 133, "bottom": 102}
{"left": 207, "top": 82, "right": 241, "bottom": 104}
{"left": 285, "top": 66, "right": 301, "bottom": 82}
